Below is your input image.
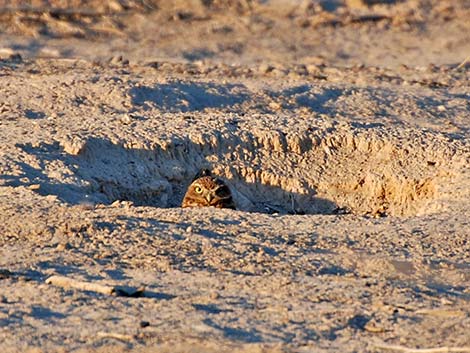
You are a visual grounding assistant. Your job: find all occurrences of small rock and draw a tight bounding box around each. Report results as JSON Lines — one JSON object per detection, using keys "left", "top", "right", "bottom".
{"left": 56, "top": 242, "right": 70, "bottom": 251}
{"left": 111, "top": 200, "right": 122, "bottom": 207}
{"left": 294, "top": 64, "right": 308, "bottom": 75}
{"left": 437, "top": 105, "right": 446, "bottom": 112}
{"left": 259, "top": 64, "right": 274, "bottom": 74}
{"left": 306, "top": 64, "right": 320, "bottom": 74}
{"left": 440, "top": 297, "right": 454, "bottom": 305}
{"left": 60, "top": 135, "right": 87, "bottom": 155}
{"left": 120, "top": 114, "right": 132, "bottom": 124}
{"left": 109, "top": 55, "right": 129, "bottom": 66}
{"left": 107, "top": 0, "right": 123, "bottom": 11}
{"left": 171, "top": 11, "right": 194, "bottom": 21}
{"left": 0, "top": 49, "right": 22, "bottom": 63}
{"left": 45, "top": 195, "right": 59, "bottom": 202}
{"left": 271, "top": 68, "right": 287, "bottom": 77}
{"left": 122, "top": 200, "right": 133, "bottom": 208}
{"left": 268, "top": 102, "right": 282, "bottom": 111}
{"left": 140, "top": 321, "right": 150, "bottom": 328}
{"left": 0, "top": 47, "right": 15, "bottom": 58}
{"left": 364, "top": 319, "right": 385, "bottom": 333}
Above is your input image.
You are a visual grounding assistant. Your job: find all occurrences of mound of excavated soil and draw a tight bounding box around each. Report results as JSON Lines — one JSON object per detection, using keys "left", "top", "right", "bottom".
{"left": 0, "top": 1, "right": 470, "bottom": 352}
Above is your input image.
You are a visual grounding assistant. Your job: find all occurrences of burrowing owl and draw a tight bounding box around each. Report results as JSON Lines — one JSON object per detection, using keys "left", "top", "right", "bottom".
{"left": 182, "top": 169, "right": 236, "bottom": 209}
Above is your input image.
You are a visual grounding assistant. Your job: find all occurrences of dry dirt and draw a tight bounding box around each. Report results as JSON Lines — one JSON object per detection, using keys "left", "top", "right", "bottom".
{"left": 0, "top": 1, "right": 470, "bottom": 352}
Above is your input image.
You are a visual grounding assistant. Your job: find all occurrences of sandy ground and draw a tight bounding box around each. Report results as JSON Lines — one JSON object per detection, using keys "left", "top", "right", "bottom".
{"left": 0, "top": 1, "right": 470, "bottom": 352}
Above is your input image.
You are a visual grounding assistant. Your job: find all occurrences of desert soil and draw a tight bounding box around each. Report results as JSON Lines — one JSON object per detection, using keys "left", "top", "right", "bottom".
{"left": 0, "top": 1, "right": 470, "bottom": 352}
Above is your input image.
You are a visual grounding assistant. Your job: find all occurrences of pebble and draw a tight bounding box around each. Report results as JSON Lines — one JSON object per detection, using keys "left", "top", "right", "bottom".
{"left": 120, "top": 114, "right": 133, "bottom": 124}
{"left": 268, "top": 102, "right": 282, "bottom": 111}
{"left": 109, "top": 55, "right": 129, "bottom": 66}
{"left": 139, "top": 321, "right": 150, "bottom": 328}
{"left": 0, "top": 47, "right": 15, "bottom": 57}
{"left": 56, "top": 242, "right": 70, "bottom": 251}
{"left": 259, "top": 64, "right": 274, "bottom": 74}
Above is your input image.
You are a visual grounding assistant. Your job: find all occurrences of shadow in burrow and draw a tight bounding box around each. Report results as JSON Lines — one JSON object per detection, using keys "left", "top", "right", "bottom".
{"left": 6, "top": 136, "right": 339, "bottom": 215}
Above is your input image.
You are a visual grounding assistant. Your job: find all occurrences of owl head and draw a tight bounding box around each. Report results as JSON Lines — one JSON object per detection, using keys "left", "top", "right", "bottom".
{"left": 182, "top": 170, "right": 235, "bottom": 209}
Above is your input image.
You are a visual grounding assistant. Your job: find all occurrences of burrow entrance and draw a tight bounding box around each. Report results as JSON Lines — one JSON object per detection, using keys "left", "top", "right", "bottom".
{"left": 16, "top": 125, "right": 447, "bottom": 216}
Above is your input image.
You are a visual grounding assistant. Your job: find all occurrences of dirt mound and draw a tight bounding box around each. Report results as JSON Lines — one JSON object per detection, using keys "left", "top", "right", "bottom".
{"left": 1, "top": 60, "right": 465, "bottom": 217}
{"left": 53, "top": 125, "right": 444, "bottom": 217}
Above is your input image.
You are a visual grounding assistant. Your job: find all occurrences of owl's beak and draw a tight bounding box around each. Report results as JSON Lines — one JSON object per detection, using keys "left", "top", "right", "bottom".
{"left": 205, "top": 193, "right": 214, "bottom": 203}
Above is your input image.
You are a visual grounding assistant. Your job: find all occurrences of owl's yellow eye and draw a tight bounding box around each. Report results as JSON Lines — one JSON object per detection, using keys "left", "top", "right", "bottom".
{"left": 194, "top": 186, "right": 203, "bottom": 194}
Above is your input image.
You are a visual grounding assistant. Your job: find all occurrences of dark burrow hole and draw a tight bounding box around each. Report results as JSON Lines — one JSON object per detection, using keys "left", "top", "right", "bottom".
{"left": 10, "top": 131, "right": 440, "bottom": 217}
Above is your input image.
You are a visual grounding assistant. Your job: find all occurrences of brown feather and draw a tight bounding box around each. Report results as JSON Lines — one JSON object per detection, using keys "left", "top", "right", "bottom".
{"left": 182, "top": 175, "right": 235, "bottom": 209}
